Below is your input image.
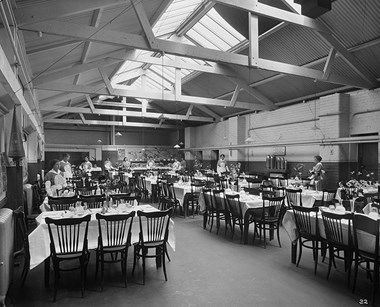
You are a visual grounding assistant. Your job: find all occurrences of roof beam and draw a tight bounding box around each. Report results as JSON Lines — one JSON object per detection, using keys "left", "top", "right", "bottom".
{"left": 212, "top": 0, "right": 378, "bottom": 88}
{"left": 33, "top": 57, "right": 122, "bottom": 86}
{"left": 35, "top": 81, "right": 268, "bottom": 110}
{"left": 176, "top": 1, "right": 215, "bottom": 36}
{"left": 230, "top": 85, "right": 240, "bottom": 107}
{"left": 132, "top": 0, "right": 158, "bottom": 49}
{"left": 112, "top": 68, "right": 146, "bottom": 85}
{"left": 26, "top": 39, "right": 80, "bottom": 55}
{"left": 248, "top": 12, "right": 258, "bottom": 66}
{"left": 39, "top": 105, "right": 215, "bottom": 122}
{"left": 98, "top": 67, "right": 115, "bottom": 95}
{"left": 20, "top": 20, "right": 373, "bottom": 88}
{"left": 14, "top": 0, "right": 127, "bottom": 25}
{"left": 185, "top": 105, "right": 194, "bottom": 120}
{"left": 85, "top": 95, "right": 95, "bottom": 113}
{"left": 322, "top": 48, "right": 336, "bottom": 80}
{"left": 0, "top": 43, "right": 44, "bottom": 139}
{"left": 44, "top": 118, "right": 176, "bottom": 129}
{"left": 194, "top": 105, "right": 221, "bottom": 121}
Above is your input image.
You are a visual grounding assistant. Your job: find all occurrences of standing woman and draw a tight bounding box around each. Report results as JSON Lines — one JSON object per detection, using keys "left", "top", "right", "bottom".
{"left": 121, "top": 157, "right": 131, "bottom": 170}
{"left": 308, "top": 155, "right": 325, "bottom": 190}
{"left": 59, "top": 153, "right": 72, "bottom": 179}
{"left": 216, "top": 154, "right": 229, "bottom": 175}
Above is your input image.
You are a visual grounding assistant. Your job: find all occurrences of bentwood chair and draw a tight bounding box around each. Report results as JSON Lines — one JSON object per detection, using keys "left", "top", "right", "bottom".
{"left": 292, "top": 205, "right": 326, "bottom": 274}
{"left": 321, "top": 211, "right": 354, "bottom": 288}
{"left": 252, "top": 196, "right": 285, "bottom": 248}
{"left": 95, "top": 211, "right": 135, "bottom": 290}
{"left": 45, "top": 215, "right": 91, "bottom": 302}
{"left": 48, "top": 196, "right": 78, "bottom": 211}
{"left": 76, "top": 186, "right": 98, "bottom": 196}
{"left": 352, "top": 214, "right": 380, "bottom": 306}
{"left": 286, "top": 188, "right": 303, "bottom": 207}
{"left": 13, "top": 207, "right": 30, "bottom": 287}
{"left": 212, "top": 189, "right": 229, "bottom": 235}
{"left": 353, "top": 197, "right": 366, "bottom": 213}
{"left": 79, "top": 196, "right": 106, "bottom": 209}
{"left": 321, "top": 189, "right": 337, "bottom": 207}
{"left": 109, "top": 193, "right": 135, "bottom": 205}
{"left": 224, "top": 194, "right": 246, "bottom": 242}
{"left": 186, "top": 182, "right": 205, "bottom": 218}
{"left": 166, "top": 183, "right": 181, "bottom": 215}
{"left": 202, "top": 188, "right": 216, "bottom": 232}
{"left": 132, "top": 208, "right": 172, "bottom": 285}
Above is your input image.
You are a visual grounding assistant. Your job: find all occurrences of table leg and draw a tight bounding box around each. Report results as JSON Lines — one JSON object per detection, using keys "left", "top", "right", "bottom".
{"left": 203, "top": 211, "right": 208, "bottom": 229}
{"left": 291, "top": 241, "right": 297, "bottom": 264}
{"left": 44, "top": 257, "right": 50, "bottom": 288}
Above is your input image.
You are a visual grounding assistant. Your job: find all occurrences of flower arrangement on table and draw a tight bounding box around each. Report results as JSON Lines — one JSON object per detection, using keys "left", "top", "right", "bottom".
{"left": 338, "top": 170, "right": 378, "bottom": 200}
{"left": 293, "top": 163, "right": 305, "bottom": 179}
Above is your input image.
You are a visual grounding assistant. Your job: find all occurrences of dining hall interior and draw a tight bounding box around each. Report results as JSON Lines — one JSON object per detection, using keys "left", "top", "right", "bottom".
{"left": 1, "top": 0, "right": 380, "bottom": 306}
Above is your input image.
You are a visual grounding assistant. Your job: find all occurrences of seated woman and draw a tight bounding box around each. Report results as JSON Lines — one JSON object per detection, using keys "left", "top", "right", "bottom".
{"left": 120, "top": 157, "right": 131, "bottom": 170}
{"left": 172, "top": 158, "right": 181, "bottom": 172}
{"left": 104, "top": 157, "right": 116, "bottom": 171}
{"left": 146, "top": 156, "right": 155, "bottom": 169}
{"left": 45, "top": 159, "right": 67, "bottom": 196}
{"left": 80, "top": 156, "right": 92, "bottom": 173}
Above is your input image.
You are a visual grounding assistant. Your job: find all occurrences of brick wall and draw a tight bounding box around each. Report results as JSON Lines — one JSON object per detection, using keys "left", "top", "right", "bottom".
{"left": 185, "top": 88, "right": 380, "bottom": 186}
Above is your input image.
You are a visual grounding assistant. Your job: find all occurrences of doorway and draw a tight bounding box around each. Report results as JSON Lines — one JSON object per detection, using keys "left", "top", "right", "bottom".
{"left": 211, "top": 150, "right": 219, "bottom": 173}
{"left": 358, "top": 142, "right": 378, "bottom": 179}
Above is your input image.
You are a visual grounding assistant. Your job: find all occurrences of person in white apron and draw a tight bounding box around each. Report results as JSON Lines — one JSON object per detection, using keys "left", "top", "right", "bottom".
{"left": 216, "top": 154, "right": 229, "bottom": 175}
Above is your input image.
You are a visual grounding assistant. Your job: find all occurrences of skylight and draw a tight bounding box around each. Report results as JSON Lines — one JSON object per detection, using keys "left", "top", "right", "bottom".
{"left": 111, "top": 0, "right": 246, "bottom": 95}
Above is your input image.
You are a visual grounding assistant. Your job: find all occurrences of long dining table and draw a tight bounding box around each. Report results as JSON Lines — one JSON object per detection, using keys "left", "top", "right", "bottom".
{"left": 28, "top": 204, "right": 175, "bottom": 286}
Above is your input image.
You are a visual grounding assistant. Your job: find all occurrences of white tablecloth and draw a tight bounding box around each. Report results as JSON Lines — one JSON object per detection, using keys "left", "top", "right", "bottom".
{"left": 283, "top": 209, "right": 380, "bottom": 254}
{"left": 29, "top": 205, "right": 175, "bottom": 270}
{"left": 301, "top": 190, "right": 323, "bottom": 208}
{"left": 199, "top": 191, "right": 263, "bottom": 217}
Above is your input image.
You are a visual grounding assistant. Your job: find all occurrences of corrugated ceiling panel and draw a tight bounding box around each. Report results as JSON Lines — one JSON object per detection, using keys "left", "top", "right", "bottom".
{"left": 321, "top": 0, "right": 380, "bottom": 48}
{"left": 260, "top": 24, "right": 330, "bottom": 65}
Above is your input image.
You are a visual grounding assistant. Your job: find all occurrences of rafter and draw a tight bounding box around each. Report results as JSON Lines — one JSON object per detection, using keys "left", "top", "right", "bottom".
{"left": 14, "top": 0, "right": 126, "bottom": 25}
{"left": 35, "top": 81, "right": 268, "bottom": 110}
{"left": 44, "top": 118, "right": 176, "bottom": 129}
{"left": 39, "top": 105, "right": 215, "bottom": 122}
{"left": 20, "top": 20, "right": 374, "bottom": 88}
{"left": 132, "top": 0, "right": 158, "bottom": 49}
{"left": 212, "top": 0, "right": 378, "bottom": 88}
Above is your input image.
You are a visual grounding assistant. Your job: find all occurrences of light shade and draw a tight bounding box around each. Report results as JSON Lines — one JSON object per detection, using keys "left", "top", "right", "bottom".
{"left": 115, "top": 132, "right": 122, "bottom": 136}
{"left": 97, "top": 139, "right": 102, "bottom": 143}
{"left": 173, "top": 144, "right": 180, "bottom": 149}
{"left": 8, "top": 106, "right": 25, "bottom": 159}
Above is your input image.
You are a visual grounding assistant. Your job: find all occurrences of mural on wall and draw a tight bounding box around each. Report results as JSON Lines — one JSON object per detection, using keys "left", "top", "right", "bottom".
{"left": 117, "top": 148, "right": 126, "bottom": 160}
{"left": 0, "top": 153, "right": 7, "bottom": 200}
{"left": 125, "top": 147, "right": 181, "bottom": 162}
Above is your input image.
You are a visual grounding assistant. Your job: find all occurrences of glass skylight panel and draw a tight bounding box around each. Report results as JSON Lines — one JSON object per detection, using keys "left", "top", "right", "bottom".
{"left": 186, "top": 8, "right": 245, "bottom": 51}
{"left": 153, "top": 0, "right": 203, "bottom": 37}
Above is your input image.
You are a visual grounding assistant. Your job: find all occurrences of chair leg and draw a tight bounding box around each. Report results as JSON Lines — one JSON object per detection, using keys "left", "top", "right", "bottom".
{"left": 100, "top": 254, "right": 105, "bottom": 291}
{"left": 263, "top": 224, "right": 267, "bottom": 249}
{"left": 210, "top": 213, "right": 214, "bottom": 232}
{"left": 326, "top": 247, "right": 333, "bottom": 280}
{"left": 142, "top": 253, "right": 146, "bottom": 285}
{"left": 132, "top": 246, "right": 137, "bottom": 277}
{"left": 20, "top": 255, "right": 30, "bottom": 287}
{"left": 372, "top": 262, "right": 379, "bottom": 306}
{"left": 313, "top": 241, "right": 319, "bottom": 275}
{"left": 352, "top": 257, "right": 359, "bottom": 294}
{"left": 162, "top": 247, "right": 168, "bottom": 281}
{"left": 53, "top": 261, "right": 59, "bottom": 302}
{"left": 296, "top": 238, "right": 303, "bottom": 268}
{"left": 276, "top": 225, "right": 281, "bottom": 248}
